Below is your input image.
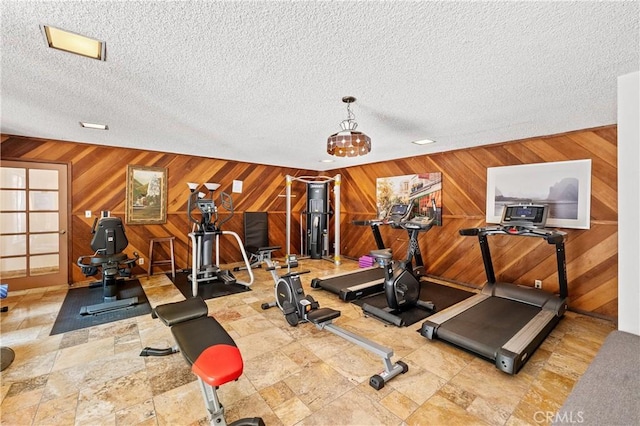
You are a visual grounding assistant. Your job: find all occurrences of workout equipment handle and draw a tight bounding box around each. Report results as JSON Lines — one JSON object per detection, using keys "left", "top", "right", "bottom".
{"left": 459, "top": 227, "right": 479, "bottom": 236}
{"left": 280, "top": 270, "right": 310, "bottom": 279}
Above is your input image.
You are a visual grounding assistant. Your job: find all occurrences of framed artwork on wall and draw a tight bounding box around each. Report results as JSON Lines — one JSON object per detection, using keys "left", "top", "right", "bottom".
{"left": 376, "top": 172, "right": 443, "bottom": 225}
{"left": 486, "top": 159, "right": 592, "bottom": 229}
{"left": 126, "top": 165, "right": 167, "bottom": 225}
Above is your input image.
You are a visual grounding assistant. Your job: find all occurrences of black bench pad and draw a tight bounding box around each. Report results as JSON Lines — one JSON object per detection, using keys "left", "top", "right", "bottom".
{"left": 153, "top": 297, "right": 237, "bottom": 366}
{"left": 171, "top": 316, "right": 237, "bottom": 366}
{"left": 154, "top": 297, "right": 209, "bottom": 326}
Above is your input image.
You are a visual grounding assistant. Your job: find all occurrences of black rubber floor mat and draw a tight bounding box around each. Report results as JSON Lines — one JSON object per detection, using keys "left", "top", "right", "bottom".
{"left": 50, "top": 279, "right": 151, "bottom": 335}
{"left": 167, "top": 271, "right": 251, "bottom": 300}
{"left": 351, "top": 281, "right": 474, "bottom": 327}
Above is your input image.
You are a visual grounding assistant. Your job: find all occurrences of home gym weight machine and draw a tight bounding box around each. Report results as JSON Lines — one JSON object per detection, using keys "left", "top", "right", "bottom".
{"left": 285, "top": 174, "right": 341, "bottom": 265}
{"left": 187, "top": 182, "right": 253, "bottom": 297}
{"left": 259, "top": 247, "right": 408, "bottom": 390}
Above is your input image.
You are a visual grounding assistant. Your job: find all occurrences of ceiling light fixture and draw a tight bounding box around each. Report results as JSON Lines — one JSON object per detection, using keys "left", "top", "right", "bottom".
{"left": 327, "top": 96, "right": 371, "bottom": 157}
{"left": 80, "top": 122, "right": 108, "bottom": 130}
{"left": 412, "top": 138, "right": 436, "bottom": 145}
{"left": 41, "top": 25, "right": 106, "bottom": 61}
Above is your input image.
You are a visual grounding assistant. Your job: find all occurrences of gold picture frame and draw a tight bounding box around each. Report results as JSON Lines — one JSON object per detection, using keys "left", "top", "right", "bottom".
{"left": 126, "top": 165, "right": 167, "bottom": 224}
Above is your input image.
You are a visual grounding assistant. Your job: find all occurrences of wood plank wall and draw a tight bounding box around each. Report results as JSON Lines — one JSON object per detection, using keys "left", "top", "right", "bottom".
{"left": 1, "top": 126, "right": 618, "bottom": 319}
{"left": 330, "top": 126, "right": 618, "bottom": 319}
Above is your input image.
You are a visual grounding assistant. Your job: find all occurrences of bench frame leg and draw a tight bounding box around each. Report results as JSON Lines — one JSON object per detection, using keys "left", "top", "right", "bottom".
{"left": 198, "top": 378, "right": 227, "bottom": 425}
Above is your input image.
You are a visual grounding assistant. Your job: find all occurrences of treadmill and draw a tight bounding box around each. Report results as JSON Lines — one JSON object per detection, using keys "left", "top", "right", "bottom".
{"left": 420, "top": 204, "right": 568, "bottom": 374}
{"left": 310, "top": 203, "right": 411, "bottom": 301}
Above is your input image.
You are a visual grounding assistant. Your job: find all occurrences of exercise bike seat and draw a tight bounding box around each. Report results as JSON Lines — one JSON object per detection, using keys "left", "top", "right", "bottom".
{"left": 306, "top": 307, "right": 341, "bottom": 325}
{"left": 86, "top": 251, "right": 128, "bottom": 265}
{"left": 370, "top": 249, "right": 392, "bottom": 260}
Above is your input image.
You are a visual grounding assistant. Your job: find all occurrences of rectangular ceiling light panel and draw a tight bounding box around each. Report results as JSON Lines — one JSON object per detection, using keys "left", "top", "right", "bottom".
{"left": 42, "top": 25, "right": 106, "bottom": 60}
{"left": 80, "top": 122, "right": 108, "bottom": 130}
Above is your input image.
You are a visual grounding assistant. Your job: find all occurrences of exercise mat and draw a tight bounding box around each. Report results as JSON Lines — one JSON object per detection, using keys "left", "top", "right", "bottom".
{"left": 351, "top": 281, "right": 474, "bottom": 327}
{"left": 167, "top": 271, "right": 251, "bottom": 300}
{"left": 51, "top": 279, "right": 151, "bottom": 335}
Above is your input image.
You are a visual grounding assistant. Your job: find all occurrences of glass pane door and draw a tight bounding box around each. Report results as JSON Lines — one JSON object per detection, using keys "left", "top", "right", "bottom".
{"left": 0, "top": 161, "right": 68, "bottom": 289}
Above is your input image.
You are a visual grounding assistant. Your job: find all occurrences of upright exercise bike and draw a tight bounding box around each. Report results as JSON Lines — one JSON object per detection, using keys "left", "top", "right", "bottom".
{"left": 362, "top": 215, "right": 436, "bottom": 326}
{"left": 260, "top": 251, "right": 408, "bottom": 390}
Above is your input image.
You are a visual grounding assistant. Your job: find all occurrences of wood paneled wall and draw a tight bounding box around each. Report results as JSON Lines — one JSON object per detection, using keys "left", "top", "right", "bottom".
{"left": 1, "top": 126, "right": 617, "bottom": 319}
{"left": 330, "top": 126, "right": 618, "bottom": 319}
{"left": 1, "top": 135, "right": 314, "bottom": 285}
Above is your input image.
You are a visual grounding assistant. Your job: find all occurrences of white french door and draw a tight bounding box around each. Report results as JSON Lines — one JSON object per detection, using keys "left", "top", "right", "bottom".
{"left": 0, "top": 160, "right": 69, "bottom": 290}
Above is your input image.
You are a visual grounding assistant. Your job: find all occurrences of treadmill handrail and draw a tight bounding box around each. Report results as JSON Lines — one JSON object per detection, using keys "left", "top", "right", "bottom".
{"left": 459, "top": 225, "right": 568, "bottom": 300}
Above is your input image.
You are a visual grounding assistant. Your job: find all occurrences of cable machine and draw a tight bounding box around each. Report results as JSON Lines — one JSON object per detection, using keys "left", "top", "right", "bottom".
{"left": 285, "top": 174, "right": 341, "bottom": 265}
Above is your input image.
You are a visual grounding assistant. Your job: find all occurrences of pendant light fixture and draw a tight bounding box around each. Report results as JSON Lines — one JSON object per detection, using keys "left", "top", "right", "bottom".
{"left": 327, "top": 96, "right": 371, "bottom": 157}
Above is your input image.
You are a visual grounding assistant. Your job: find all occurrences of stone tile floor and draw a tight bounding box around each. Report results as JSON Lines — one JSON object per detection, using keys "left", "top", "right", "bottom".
{"left": 0, "top": 258, "right": 615, "bottom": 425}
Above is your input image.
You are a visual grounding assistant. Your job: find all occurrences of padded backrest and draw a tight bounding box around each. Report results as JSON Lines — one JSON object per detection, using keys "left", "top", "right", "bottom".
{"left": 91, "top": 217, "right": 128, "bottom": 254}
{"left": 243, "top": 212, "right": 269, "bottom": 253}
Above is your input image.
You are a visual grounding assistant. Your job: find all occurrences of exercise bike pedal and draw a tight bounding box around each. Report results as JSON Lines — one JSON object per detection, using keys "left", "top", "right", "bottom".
{"left": 417, "top": 300, "right": 435, "bottom": 311}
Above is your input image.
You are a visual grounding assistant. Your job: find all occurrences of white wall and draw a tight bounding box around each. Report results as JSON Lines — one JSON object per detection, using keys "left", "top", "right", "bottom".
{"left": 617, "top": 71, "right": 640, "bottom": 335}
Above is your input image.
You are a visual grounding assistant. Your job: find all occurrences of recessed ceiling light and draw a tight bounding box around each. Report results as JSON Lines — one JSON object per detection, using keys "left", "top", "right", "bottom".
{"left": 41, "top": 25, "right": 106, "bottom": 61}
{"left": 412, "top": 139, "right": 436, "bottom": 145}
{"left": 80, "top": 122, "right": 108, "bottom": 130}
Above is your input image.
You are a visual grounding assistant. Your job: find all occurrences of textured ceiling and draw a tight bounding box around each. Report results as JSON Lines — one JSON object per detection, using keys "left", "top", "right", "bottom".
{"left": 1, "top": 1, "right": 638, "bottom": 171}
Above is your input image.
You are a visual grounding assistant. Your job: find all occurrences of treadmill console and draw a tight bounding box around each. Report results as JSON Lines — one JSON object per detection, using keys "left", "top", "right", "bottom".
{"left": 402, "top": 215, "right": 435, "bottom": 231}
{"left": 387, "top": 203, "right": 410, "bottom": 223}
{"left": 500, "top": 204, "right": 548, "bottom": 228}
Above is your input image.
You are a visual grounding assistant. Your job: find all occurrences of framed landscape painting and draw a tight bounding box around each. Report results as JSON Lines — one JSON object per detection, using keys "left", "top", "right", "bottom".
{"left": 126, "top": 165, "right": 167, "bottom": 224}
{"left": 486, "top": 159, "right": 592, "bottom": 229}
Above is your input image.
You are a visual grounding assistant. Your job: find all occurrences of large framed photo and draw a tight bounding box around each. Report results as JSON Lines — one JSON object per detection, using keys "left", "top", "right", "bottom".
{"left": 486, "top": 159, "right": 592, "bottom": 229}
{"left": 126, "top": 165, "right": 167, "bottom": 225}
{"left": 376, "top": 172, "right": 442, "bottom": 225}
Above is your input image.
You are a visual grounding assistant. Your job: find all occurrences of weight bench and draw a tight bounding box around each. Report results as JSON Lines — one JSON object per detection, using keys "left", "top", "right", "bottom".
{"left": 234, "top": 246, "right": 281, "bottom": 272}
{"left": 141, "top": 297, "right": 264, "bottom": 426}
{"left": 233, "top": 212, "right": 275, "bottom": 271}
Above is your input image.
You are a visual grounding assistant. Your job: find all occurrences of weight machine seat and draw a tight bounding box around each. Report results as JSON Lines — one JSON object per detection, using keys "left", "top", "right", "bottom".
{"left": 306, "top": 307, "right": 341, "bottom": 325}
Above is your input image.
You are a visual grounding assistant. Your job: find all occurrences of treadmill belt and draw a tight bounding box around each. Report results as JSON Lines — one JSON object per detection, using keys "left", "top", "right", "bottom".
{"left": 319, "top": 267, "right": 385, "bottom": 294}
{"left": 437, "top": 297, "right": 541, "bottom": 360}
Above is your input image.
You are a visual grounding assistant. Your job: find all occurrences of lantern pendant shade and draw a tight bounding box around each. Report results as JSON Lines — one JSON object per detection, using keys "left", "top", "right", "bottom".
{"left": 327, "top": 96, "right": 371, "bottom": 157}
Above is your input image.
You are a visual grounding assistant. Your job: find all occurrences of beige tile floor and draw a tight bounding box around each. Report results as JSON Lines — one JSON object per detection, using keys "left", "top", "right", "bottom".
{"left": 0, "top": 258, "right": 616, "bottom": 426}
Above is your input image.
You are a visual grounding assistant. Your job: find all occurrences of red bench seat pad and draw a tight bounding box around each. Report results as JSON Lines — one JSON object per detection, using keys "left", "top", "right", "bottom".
{"left": 192, "top": 344, "right": 243, "bottom": 386}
